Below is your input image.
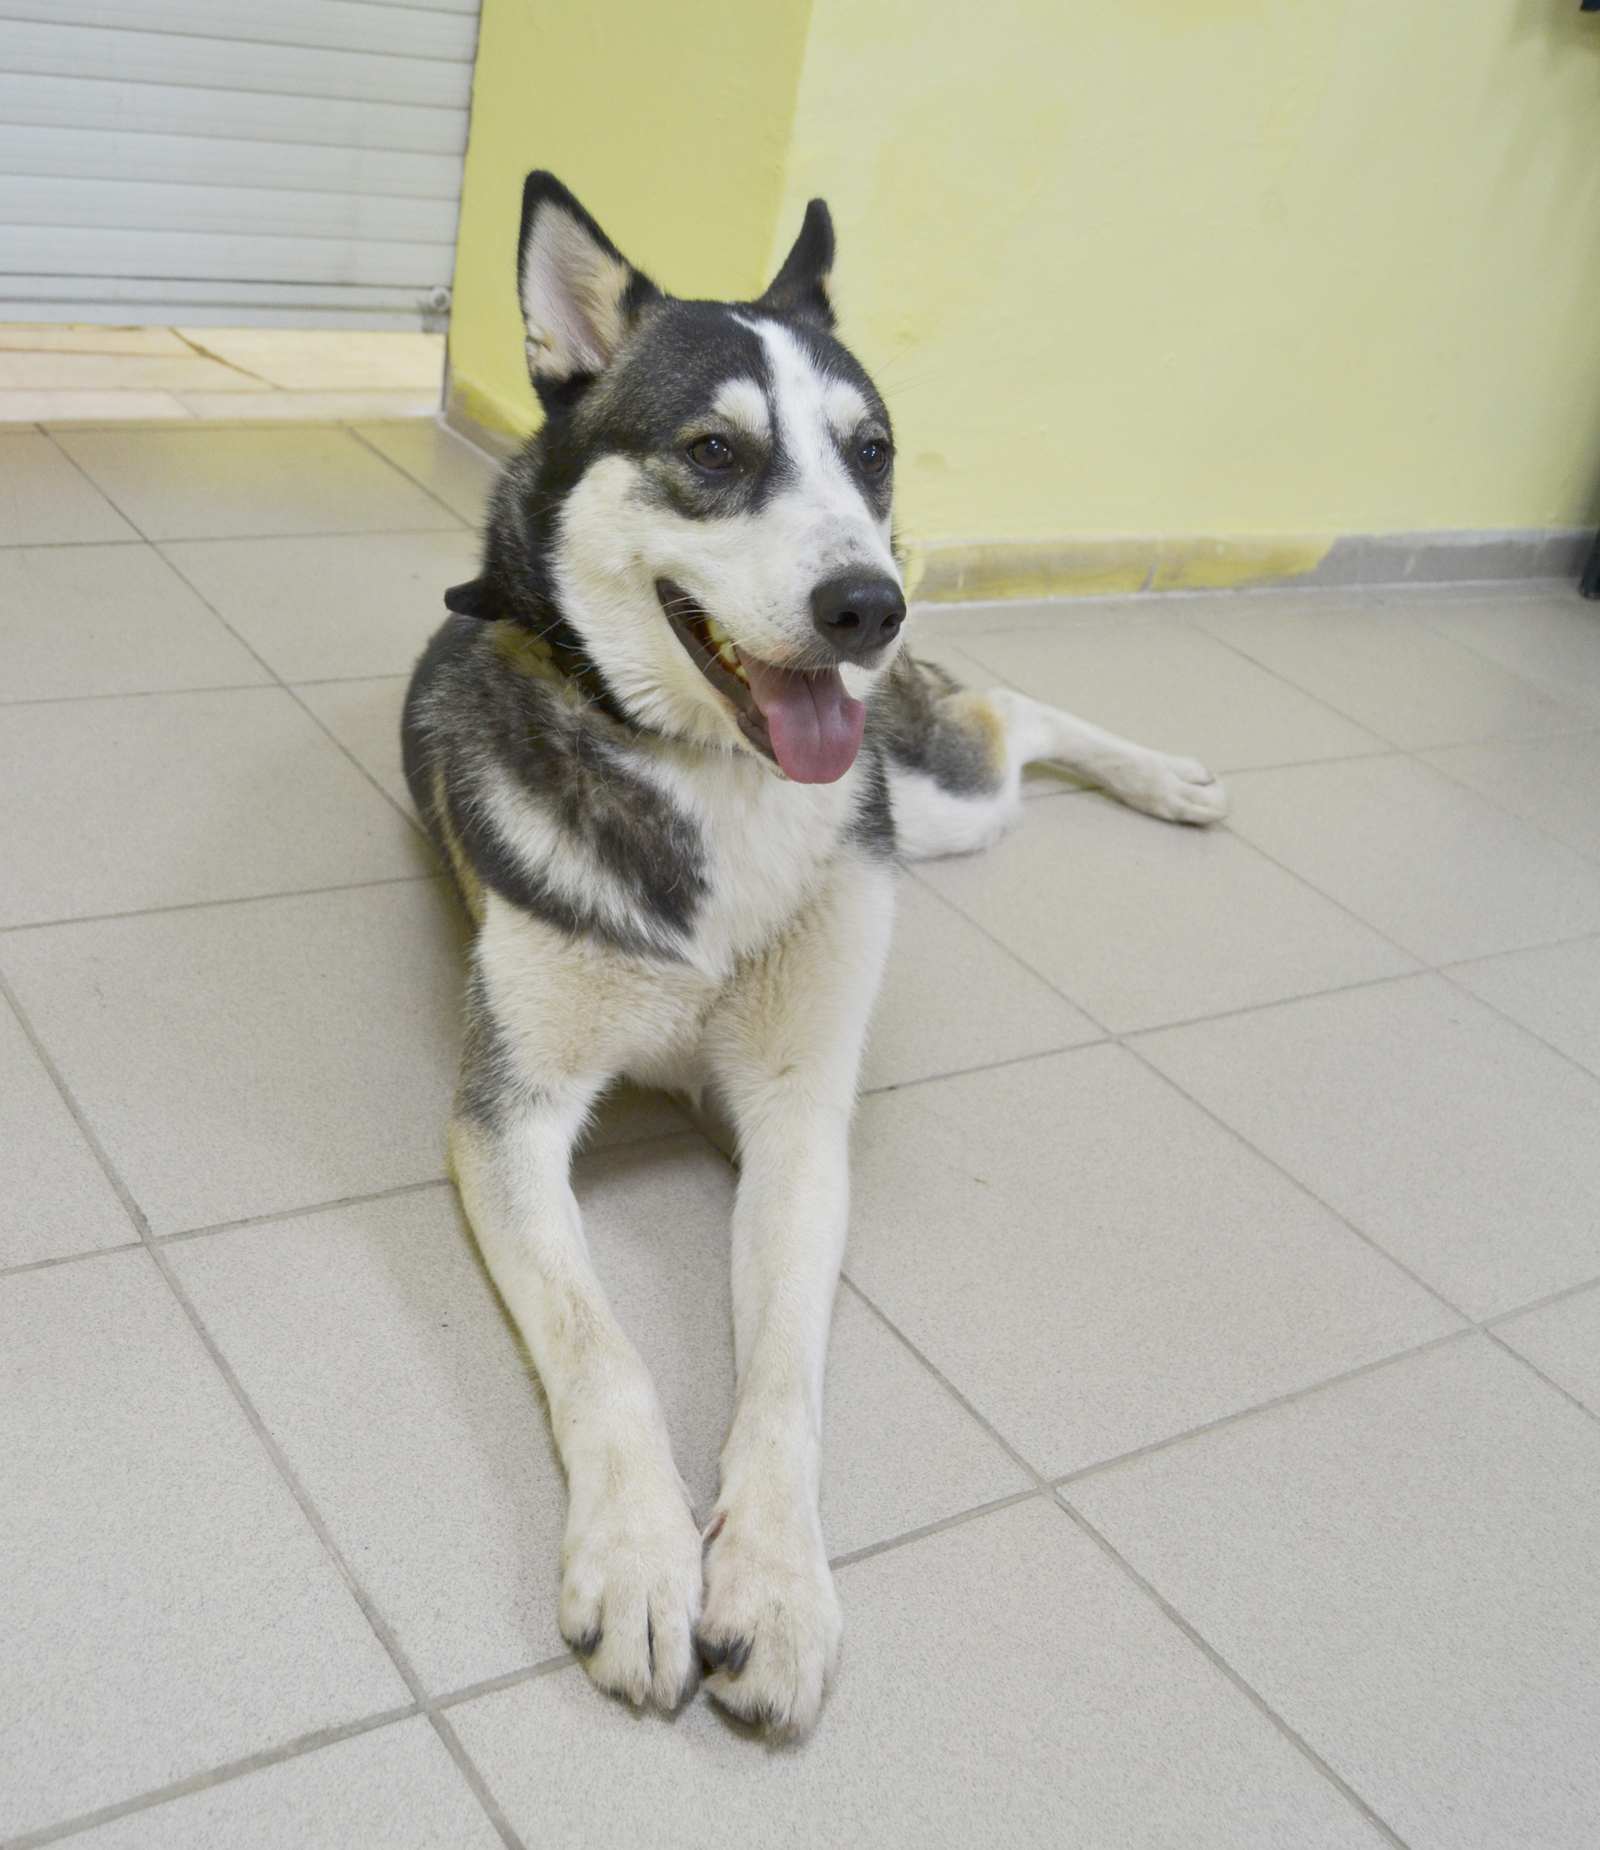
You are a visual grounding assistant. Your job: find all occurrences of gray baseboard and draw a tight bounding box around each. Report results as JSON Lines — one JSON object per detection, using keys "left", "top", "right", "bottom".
{"left": 908, "top": 529, "right": 1589, "bottom": 602}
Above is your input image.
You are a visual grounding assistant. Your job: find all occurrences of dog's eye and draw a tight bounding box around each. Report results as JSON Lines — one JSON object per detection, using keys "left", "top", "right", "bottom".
{"left": 688, "top": 435, "right": 736, "bottom": 472}
{"left": 858, "top": 440, "right": 891, "bottom": 477}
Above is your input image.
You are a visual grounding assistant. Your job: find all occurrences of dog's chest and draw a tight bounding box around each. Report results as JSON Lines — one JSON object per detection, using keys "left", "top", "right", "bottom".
{"left": 653, "top": 749, "right": 864, "bottom": 978}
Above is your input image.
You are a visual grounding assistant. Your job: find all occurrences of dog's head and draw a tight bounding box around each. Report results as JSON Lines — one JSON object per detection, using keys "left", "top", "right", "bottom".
{"left": 456, "top": 172, "right": 903, "bottom": 785}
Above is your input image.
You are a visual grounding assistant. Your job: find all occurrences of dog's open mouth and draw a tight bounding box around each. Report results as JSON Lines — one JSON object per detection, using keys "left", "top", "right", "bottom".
{"left": 655, "top": 579, "right": 865, "bottom": 783}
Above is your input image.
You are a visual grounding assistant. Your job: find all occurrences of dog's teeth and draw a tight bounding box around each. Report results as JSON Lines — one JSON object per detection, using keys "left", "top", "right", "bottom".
{"left": 704, "top": 614, "right": 730, "bottom": 646}
{"left": 717, "top": 643, "right": 738, "bottom": 668}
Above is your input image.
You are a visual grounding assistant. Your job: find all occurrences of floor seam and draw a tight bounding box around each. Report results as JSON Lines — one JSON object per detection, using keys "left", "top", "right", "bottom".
{"left": 340, "top": 419, "right": 478, "bottom": 528}
{"left": 0, "top": 870, "right": 441, "bottom": 937}
{"left": 0, "top": 1705, "right": 422, "bottom": 1850}
{"left": 837, "top": 1273, "right": 1415, "bottom": 1845}
{"left": 146, "top": 536, "right": 436, "bottom": 847}
{"left": 1482, "top": 1328, "right": 1600, "bottom": 1425}
{"left": 1051, "top": 1327, "right": 1476, "bottom": 1491}
{"left": 0, "top": 975, "right": 527, "bottom": 1850}
{"left": 1050, "top": 1492, "right": 1415, "bottom": 1850}
{"left": 1120, "top": 1039, "right": 1472, "bottom": 1322}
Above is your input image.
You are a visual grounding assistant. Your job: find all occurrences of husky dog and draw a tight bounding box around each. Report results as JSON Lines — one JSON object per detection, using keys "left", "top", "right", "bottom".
{"left": 402, "top": 172, "right": 1227, "bottom": 1738}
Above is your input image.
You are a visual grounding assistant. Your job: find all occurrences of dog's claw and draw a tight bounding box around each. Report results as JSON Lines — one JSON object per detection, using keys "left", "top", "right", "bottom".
{"left": 564, "top": 1624, "right": 602, "bottom": 1658}
{"left": 697, "top": 1632, "right": 753, "bottom": 1675}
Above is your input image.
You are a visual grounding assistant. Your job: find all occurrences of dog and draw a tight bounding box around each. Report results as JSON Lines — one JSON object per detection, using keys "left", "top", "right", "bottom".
{"left": 402, "top": 171, "right": 1228, "bottom": 1738}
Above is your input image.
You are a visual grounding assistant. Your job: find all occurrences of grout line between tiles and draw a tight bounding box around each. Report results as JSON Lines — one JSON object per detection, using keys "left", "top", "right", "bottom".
{"left": 431, "top": 1652, "right": 580, "bottom": 1712}
{"left": 145, "top": 535, "right": 439, "bottom": 848}
{"left": 155, "top": 1176, "right": 454, "bottom": 1247}
{"left": 0, "top": 1240, "right": 143, "bottom": 1280}
{"left": 1051, "top": 1327, "right": 1476, "bottom": 1492}
{"left": 0, "top": 870, "right": 439, "bottom": 937}
{"left": 1484, "top": 1269, "right": 1600, "bottom": 1327}
{"left": 837, "top": 1273, "right": 1415, "bottom": 1844}
{"left": 1431, "top": 962, "right": 1600, "bottom": 1096}
{"left": 0, "top": 971, "right": 527, "bottom": 1850}
{"left": 341, "top": 420, "right": 486, "bottom": 529}
{"left": 1483, "top": 1329, "right": 1600, "bottom": 1426}
{"left": 1050, "top": 1493, "right": 1415, "bottom": 1850}
{"left": 1119, "top": 1039, "right": 1474, "bottom": 1321}
{"left": 827, "top": 1489, "right": 1047, "bottom": 1570}
{"left": 0, "top": 1704, "right": 423, "bottom": 1850}
{"left": 1190, "top": 610, "right": 1577, "bottom": 756}
{"left": 0, "top": 680, "right": 275, "bottom": 709}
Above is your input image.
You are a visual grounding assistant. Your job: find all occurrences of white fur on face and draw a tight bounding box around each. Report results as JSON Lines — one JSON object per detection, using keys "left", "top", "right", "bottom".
{"left": 549, "top": 322, "right": 899, "bottom": 754}
{"left": 711, "top": 377, "right": 771, "bottom": 446}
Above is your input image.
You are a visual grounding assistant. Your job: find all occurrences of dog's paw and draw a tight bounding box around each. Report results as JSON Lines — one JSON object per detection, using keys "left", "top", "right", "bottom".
{"left": 696, "top": 1505, "right": 842, "bottom": 1738}
{"left": 559, "top": 1462, "right": 703, "bottom": 1710}
{"left": 1111, "top": 751, "right": 1230, "bottom": 826}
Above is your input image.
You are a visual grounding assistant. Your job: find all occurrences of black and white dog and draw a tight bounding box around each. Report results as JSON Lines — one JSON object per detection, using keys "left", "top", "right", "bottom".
{"left": 402, "top": 172, "right": 1227, "bottom": 1737}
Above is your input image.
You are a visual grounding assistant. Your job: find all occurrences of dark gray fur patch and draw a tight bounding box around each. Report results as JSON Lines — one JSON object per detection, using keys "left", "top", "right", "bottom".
{"left": 403, "top": 614, "right": 709, "bottom": 957}
{"left": 868, "top": 652, "right": 1005, "bottom": 798}
{"left": 846, "top": 739, "right": 896, "bottom": 861}
{"left": 454, "top": 960, "right": 526, "bottom": 1129}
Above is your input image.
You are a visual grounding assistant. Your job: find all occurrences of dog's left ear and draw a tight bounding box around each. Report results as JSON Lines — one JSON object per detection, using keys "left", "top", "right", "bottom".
{"left": 757, "top": 199, "right": 835, "bottom": 331}
{"left": 518, "top": 171, "right": 660, "bottom": 406}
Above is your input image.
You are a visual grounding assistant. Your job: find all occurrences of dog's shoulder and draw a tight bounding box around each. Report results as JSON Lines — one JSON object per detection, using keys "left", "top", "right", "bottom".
{"left": 403, "top": 611, "right": 713, "bottom": 954}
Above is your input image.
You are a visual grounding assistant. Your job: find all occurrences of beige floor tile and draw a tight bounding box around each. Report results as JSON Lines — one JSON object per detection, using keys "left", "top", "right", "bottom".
{"left": 169, "top": 1184, "right": 573, "bottom": 1693}
{"left": 1421, "top": 728, "right": 1600, "bottom": 863}
{"left": 0, "top": 325, "right": 195, "bottom": 355}
{"left": 51, "top": 424, "right": 463, "bottom": 541}
{"left": 0, "top": 995, "right": 129, "bottom": 1269}
{"left": 1072, "top": 1338, "right": 1600, "bottom": 1850}
{"left": 1, "top": 882, "right": 465, "bottom": 1235}
{"left": 1493, "top": 1283, "right": 1600, "bottom": 1415}
{"left": 0, "top": 352, "right": 269, "bottom": 393}
{"left": 451, "top": 1500, "right": 1386, "bottom": 1850}
{"left": 178, "top": 329, "right": 446, "bottom": 393}
{"left": 0, "top": 1251, "right": 406, "bottom": 1842}
{"left": 348, "top": 420, "right": 500, "bottom": 525}
{"left": 0, "top": 688, "right": 426, "bottom": 927}
{"left": 962, "top": 612, "right": 1386, "bottom": 770}
{"left": 1193, "top": 600, "right": 1590, "bottom": 747}
{"left": 175, "top": 391, "right": 442, "bottom": 422}
{"left": 919, "top": 789, "right": 1415, "bottom": 1033}
{"left": 1226, "top": 754, "right": 1600, "bottom": 964}
{"left": 0, "top": 542, "right": 269, "bottom": 701}
{"left": 861, "top": 873, "right": 1099, "bottom": 1090}
{"left": 1, "top": 390, "right": 196, "bottom": 424}
{"left": 1415, "top": 588, "right": 1600, "bottom": 717}
{"left": 571, "top": 1135, "right": 1029, "bottom": 1553}
{"left": 71, "top": 1718, "right": 503, "bottom": 1850}
{"left": 0, "top": 429, "right": 137, "bottom": 543}
{"left": 170, "top": 1144, "right": 1024, "bottom": 1694}
{"left": 1138, "top": 974, "right": 1600, "bottom": 1320}
{"left": 295, "top": 675, "right": 414, "bottom": 811}
{"left": 847, "top": 1043, "right": 1459, "bottom": 1477}
{"left": 1447, "top": 934, "right": 1600, "bottom": 1081}
{"left": 163, "top": 530, "right": 473, "bottom": 683}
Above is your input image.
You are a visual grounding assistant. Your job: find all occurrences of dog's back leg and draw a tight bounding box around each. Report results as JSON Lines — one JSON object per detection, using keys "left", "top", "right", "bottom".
{"left": 882, "top": 655, "right": 1229, "bottom": 860}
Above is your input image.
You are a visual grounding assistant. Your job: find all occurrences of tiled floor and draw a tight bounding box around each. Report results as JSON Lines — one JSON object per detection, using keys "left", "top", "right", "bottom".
{"left": 0, "top": 328, "right": 445, "bottom": 426}
{"left": 2, "top": 419, "right": 1599, "bottom": 1849}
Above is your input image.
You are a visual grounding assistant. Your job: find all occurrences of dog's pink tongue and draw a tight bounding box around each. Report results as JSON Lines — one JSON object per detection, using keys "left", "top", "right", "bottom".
{"left": 740, "top": 657, "right": 865, "bottom": 783}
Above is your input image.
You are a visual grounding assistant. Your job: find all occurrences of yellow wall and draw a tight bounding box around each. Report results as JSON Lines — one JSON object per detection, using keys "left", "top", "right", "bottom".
{"left": 451, "top": 0, "right": 1600, "bottom": 546}
{"left": 446, "top": 0, "right": 812, "bottom": 438}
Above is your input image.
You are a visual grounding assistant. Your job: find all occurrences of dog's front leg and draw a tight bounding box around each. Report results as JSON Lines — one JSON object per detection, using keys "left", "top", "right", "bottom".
{"left": 449, "top": 913, "right": 708, "bottom": 1711}
{"left": 696, "top": 858, "right": 895, "bottom": 1735}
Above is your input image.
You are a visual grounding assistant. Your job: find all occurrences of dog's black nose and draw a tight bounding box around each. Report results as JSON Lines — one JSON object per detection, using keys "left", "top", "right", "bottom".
{"left": 810, "top": 574, "right": 906, "bottom": 664}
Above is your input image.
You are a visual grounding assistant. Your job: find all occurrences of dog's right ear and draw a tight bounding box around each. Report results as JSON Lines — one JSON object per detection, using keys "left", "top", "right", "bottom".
{"left": 518, "top": 172, "right": 659, "bottom": 408}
